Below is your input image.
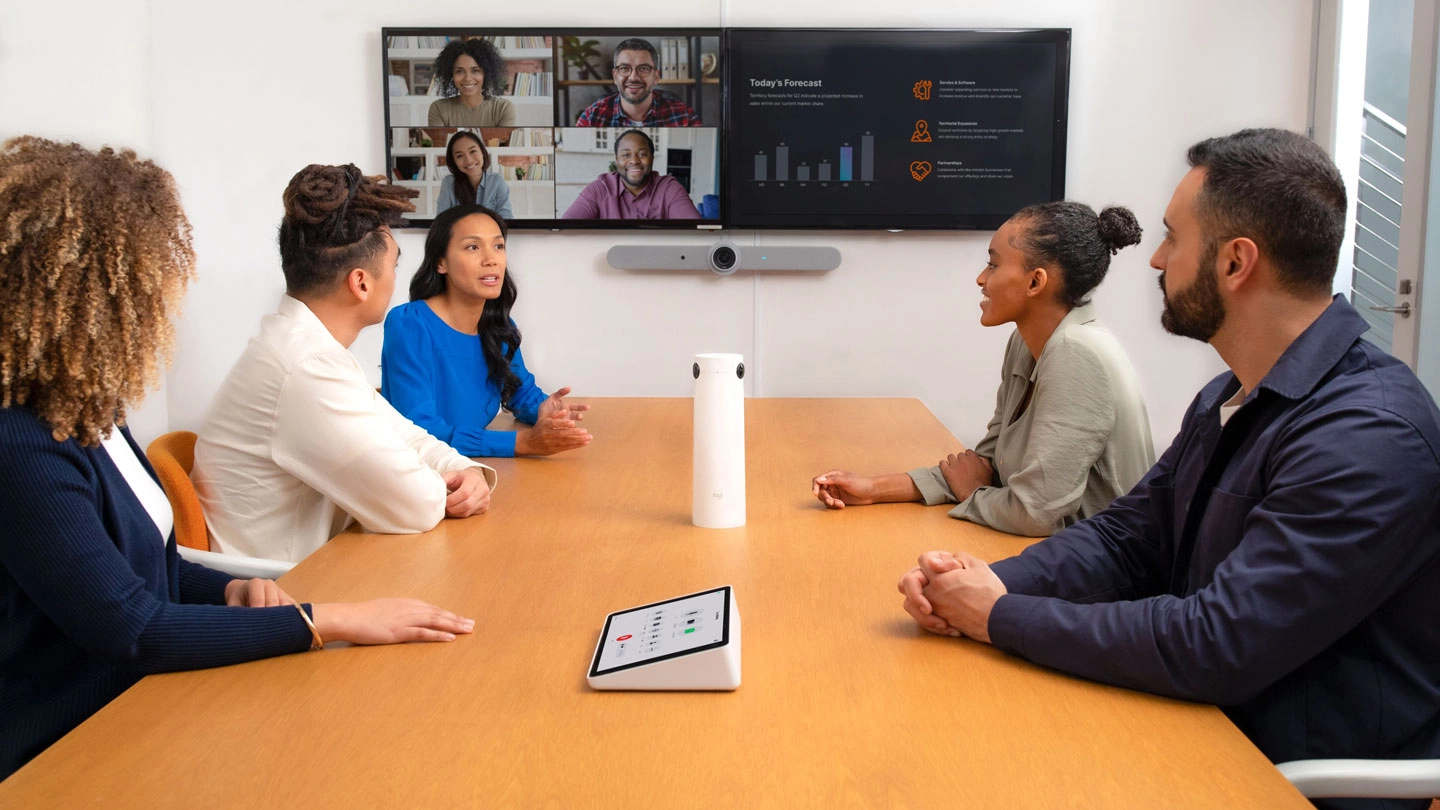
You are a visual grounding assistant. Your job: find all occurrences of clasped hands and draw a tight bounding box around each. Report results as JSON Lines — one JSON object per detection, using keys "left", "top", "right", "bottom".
{"left": 516, "top": 386, "right": 592, "bottom": 456}
{"left": 897, "top": 550, "right": 1007, "bottom": 643}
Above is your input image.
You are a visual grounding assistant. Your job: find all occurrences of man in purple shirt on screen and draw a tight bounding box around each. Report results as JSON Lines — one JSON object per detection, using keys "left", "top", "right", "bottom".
{"left": 898, "top": 128, "right": 1440, "bottom": 809}
{"left": 574, "top": 38, "right": 702, "bottom": 127}
{"left": 562, "top": 129, "right": 701, "bottom": 220}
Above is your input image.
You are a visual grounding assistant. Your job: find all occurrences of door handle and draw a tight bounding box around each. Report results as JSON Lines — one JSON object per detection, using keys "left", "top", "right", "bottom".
{"left": 1368, "top": 302, "right": 1412, "bottom": 317}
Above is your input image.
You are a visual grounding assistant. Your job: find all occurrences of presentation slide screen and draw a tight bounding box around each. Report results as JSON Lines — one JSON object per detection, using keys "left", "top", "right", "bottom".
{"left": 382, "top": 28, "right": 722, "bottom": 229}
{"left": 724, "top": 28, "right": 1070, "bottom": 230}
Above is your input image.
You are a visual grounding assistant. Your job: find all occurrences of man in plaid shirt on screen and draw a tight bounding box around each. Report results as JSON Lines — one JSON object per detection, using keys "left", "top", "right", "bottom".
{"left": 575, "top": 38, "right": 702, "bottom": 127}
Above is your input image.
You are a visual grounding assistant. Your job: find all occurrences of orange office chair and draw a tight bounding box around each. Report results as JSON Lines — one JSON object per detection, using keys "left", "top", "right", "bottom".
{"left": 146, "top": 431, "right": 293, "bottom": 580}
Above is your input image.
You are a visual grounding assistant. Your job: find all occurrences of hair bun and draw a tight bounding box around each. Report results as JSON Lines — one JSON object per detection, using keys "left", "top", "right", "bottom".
{"left": 282, "top": 164, "right": 358, "bottom": 227}
{"left": 1097, "top": 206, "right": 1143, "bottom": 254}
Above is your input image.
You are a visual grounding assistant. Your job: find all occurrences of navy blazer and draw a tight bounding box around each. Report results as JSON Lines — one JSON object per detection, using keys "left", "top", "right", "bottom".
{"left": 988, "top": 298, "right": 1440, "bottom": 808}
{"left": 0, "top": 409, "right": 311, "bottom": 779}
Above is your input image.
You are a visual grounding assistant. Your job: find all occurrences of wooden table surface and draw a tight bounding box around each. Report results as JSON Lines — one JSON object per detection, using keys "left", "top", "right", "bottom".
{"left": 0, "top": 398, "right": 1309, "bottom": 808}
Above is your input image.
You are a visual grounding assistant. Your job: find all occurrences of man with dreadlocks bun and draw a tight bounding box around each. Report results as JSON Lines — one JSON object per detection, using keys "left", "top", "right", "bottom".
{"left": 0, "top": 139, "right": 475, "bottom": 781}
{"left": 194, "top": 164, "right": 498, "bottom": 563}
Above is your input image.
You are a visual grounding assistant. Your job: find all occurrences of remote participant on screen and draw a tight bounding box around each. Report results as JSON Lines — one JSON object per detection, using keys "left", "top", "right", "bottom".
{"left": 812, "top": 202, "right": 1154, "bottom": 537}
{"left": 562, "top": 129, "right": 700, "bottom": 220}
{"left": 428, "top": 38, "right": 518, "bottom": 128}
{"left": 575, "top": 38, "right": 701, "bottom": 127}
{"left": 436, "top": 131, "right": 513, "bottom": 219}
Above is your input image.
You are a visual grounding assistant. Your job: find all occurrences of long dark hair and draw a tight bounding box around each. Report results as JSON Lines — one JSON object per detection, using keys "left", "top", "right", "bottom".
{"left": 409, "top": 204, "right": 522, "bottom": 407}
{"left": 446, "top": 131, "right": 490, "bottom": 209}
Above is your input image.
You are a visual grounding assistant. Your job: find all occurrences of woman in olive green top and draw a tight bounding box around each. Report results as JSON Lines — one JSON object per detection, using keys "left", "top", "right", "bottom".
{"left": 427, "top": 38, "right": 518, "bottom": 127}
{"left": 812, "top": 202, "right": 1155, "bottom": 537}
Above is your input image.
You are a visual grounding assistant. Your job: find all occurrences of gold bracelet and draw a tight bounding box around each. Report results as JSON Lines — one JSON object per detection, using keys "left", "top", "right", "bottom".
{"left": 295, "top": 604, "right": 323, "bottom": 651}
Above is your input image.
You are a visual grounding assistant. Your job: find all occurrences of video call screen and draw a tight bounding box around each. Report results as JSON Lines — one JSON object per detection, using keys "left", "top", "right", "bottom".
{"left": 382, "top": 28, "right": 723, "bottom": 229}
{"left": 723, "top": 28, "right": 1070, "bottom": 230}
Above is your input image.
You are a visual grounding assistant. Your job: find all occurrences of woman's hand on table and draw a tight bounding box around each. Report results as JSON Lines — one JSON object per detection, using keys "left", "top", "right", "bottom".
{"left": 939, "top": 450, "right": 994, "bottom": 501}
{"left": 312, "top": 599, "right": 475, "bottom": 645}
{"left": 225, "top": 578, "right": 297, "bottom": 608}
{"left": 811, "top": 469, "right": 880, "bottom": 508}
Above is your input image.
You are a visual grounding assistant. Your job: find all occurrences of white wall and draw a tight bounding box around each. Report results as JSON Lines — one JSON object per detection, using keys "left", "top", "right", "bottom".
{"left": 0, "top": 0, "right": 170, "bottom": 440}
{"left": 3, "top": 0, "right": 1316, "bottom": 456}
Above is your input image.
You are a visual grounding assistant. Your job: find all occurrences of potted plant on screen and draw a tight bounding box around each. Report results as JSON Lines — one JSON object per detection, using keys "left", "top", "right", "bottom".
{"left": 561, "top": 36, "right": 605, "bottom": 79}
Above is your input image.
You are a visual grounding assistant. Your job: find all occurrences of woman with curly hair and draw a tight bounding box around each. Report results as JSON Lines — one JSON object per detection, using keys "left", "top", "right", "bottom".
{"left": 811, "top": 202, "right": 1156, "bottom": 537}
{"left": 427, "top": 37, "right": 517, "bottom": 127}
{"left": 0, "top": 138, "right": 476, "bottom": 780}
{"left": 382, "top": 204, "right": 591, "bottom": 457}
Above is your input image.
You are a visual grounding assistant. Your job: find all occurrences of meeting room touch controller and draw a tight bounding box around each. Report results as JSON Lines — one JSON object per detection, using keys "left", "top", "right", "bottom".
{"left": 588, "top": 586, "right": 741, "bottom": 691}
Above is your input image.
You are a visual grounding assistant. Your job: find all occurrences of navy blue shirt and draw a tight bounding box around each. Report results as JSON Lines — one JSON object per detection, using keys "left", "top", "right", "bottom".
{"left": 0, "top": 410, "right": 313, "bottom": 779}
{"left": 989, "top": 297, "right": 1440, "bottom": 805}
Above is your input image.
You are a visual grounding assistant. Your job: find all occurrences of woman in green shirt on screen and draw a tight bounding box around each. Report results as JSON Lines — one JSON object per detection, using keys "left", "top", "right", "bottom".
{"left": 811, "top": 202, "right": 1156, "bottom": 537}
{"left": 427, "top": 38, "right": 518, "bottom": 127}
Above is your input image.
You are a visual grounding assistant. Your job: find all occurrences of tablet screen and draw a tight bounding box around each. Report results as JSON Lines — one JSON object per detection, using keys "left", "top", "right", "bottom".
{"left": 590, "top": 586, "right": 731, "bottom": 676}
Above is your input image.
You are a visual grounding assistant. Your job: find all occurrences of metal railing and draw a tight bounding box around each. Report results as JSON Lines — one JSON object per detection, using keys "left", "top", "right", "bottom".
{"left": 1352, "top": 102, "right": 1406, "bottom": 353}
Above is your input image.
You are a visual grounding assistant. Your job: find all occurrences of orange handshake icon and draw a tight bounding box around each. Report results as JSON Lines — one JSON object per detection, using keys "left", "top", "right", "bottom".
{"left": 909, "top": 161, "right": 932, "bottom": 182}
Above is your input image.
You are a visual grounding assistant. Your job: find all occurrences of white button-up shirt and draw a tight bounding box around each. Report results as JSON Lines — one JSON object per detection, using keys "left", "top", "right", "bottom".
{"left": 194, "top": 295, "right": 496, "bottom": 562}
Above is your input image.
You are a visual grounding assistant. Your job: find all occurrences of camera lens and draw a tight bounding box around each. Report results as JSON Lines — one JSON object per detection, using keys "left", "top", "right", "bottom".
{"left": 712, "top": 246, "right": 737, "bottom": 270}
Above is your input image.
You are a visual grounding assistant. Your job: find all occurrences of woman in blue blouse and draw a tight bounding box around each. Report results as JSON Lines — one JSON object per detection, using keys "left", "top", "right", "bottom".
{"left": 0, "top": 137, "right": 475, "bottom": 780}
{"left": 381, "top": 205, "right": 591, "bottom": 457}
{"left": 435, "top": 131, "right": 513, "bottom": 219}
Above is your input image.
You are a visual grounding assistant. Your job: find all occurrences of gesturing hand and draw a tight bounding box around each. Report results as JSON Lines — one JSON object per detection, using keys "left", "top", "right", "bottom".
{"left": 225, "top": 578, "right": 297, "bottom": 608}
{"left": 537, "top": 386, "right": 591, "bottom": 422}
{"left": 939, "top": 450, "right": 994, "bottom": 501}
{"left": 811, "top": 469, "right": 879, "bottom": 508}
{"left": 517, "top": 388, "right": 592, "bottom": 456}
{"left": 443, "top": 467, "right": 492, "bottom": 517}
{"left": 312, "top": 598, "right": 476, "bottom": 645}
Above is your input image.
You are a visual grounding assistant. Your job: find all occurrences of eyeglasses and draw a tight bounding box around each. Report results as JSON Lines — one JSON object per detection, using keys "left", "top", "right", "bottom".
{"left": 612, "top": 64, "right": 656, "bottom": 78}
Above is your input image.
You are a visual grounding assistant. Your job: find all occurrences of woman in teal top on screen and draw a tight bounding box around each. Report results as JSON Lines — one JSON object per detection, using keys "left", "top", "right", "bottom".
{"left": 435, "top": 131, "right": 513, "bottom": 219}
{"left": 381, "top": 205, "right": 592, "bottom": 458}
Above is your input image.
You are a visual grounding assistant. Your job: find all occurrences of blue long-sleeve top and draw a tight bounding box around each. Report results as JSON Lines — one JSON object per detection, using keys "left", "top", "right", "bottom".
{"left": 987, "top": 298, "right": 1440, "bottom": 784}
{"left": 435, "top": 172, "right": 513, "bottom": 220}
{"left": 0, "top": 407, "right": 314, "bottom": 779}
{"left": 380, "top": 300, "right": 549, "bottom": 458}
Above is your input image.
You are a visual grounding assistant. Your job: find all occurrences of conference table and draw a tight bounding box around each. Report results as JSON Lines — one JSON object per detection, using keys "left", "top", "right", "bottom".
{"left": 0, "top": 398, "right": 1310, "bottom": 808}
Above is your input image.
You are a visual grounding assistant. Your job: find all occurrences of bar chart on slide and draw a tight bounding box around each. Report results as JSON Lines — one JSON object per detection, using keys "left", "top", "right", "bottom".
{"left": 752, "top": 135, "right": 875, "bottom": 183}
{"left": 725, "top": 29, "right": 1068, "bottom": 228}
